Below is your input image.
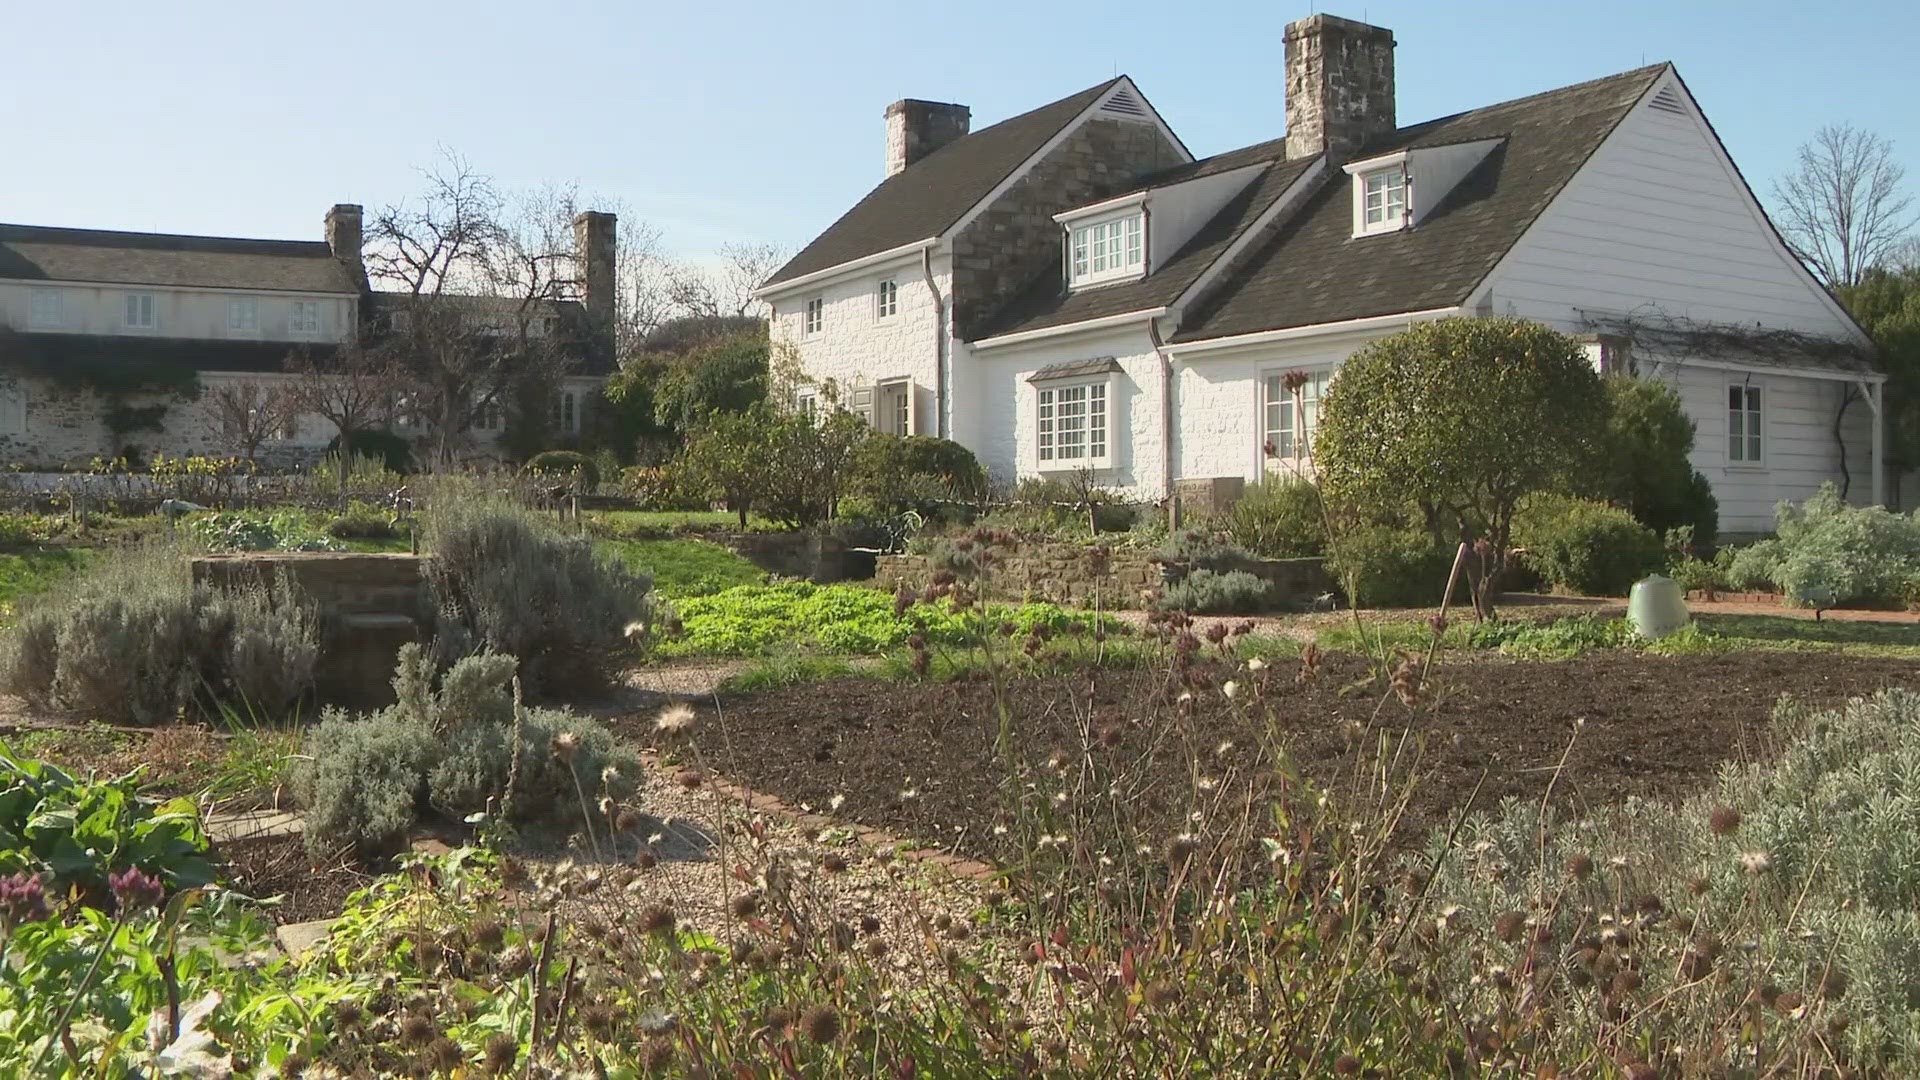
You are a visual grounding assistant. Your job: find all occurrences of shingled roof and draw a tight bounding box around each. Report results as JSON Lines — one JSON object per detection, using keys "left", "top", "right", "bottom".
{"left": 1171, "top": 65, "right": 1668, "bottom": 342}
{"left": 0, "top": 223, "right": 359, "bottom": 294}
{"left": 762, "top": 78, "right": 1125, "bottom": 287}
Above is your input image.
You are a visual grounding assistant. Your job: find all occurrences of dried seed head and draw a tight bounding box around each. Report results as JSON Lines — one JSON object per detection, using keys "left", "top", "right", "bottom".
{"left": 729, "top": 892, "right": 760, "bottom": 919}
{"left": 676, "top": 769, "right": 704, "bottom": 790}
{"left": 1494, "top": 910, "right": 1526, "bottom": 943}
{"left": 1740, "top": 851, "right": 1773, "bottom": 876}
{"left": 643, "top": 1038, "right": 675, "bottom": 1075}
{"left": 640, "top": 904, "right": 676, "bottom": 936}
{"left": 822, "top": 853, "right": 849, "bottom": 874}
{"left": 551, "top": 731, "right": 580, "bottom": 762}
{"left": 483, "top": 1032, "right": 517, "bottom": 1075}
{"left": 1165, "top": 834, "right": 1199, "bottom": 869}
{"left": 427, "top": 1035, "right": 463, "bottom": 1072}
{"left": 399, "top": 1013, "right": 437, "bottom": 1048}
{"left": 802, "top": 1004, "right": 844, "bottom": 1044}
{"left": 1566, "top": 854, "right": 1595, "bottom": 881}
{"left": 1709, "top": 805, "right": 1743, "bottom": 836}
{"left": 654, "top": 703, "right": 696, "bottom": 734}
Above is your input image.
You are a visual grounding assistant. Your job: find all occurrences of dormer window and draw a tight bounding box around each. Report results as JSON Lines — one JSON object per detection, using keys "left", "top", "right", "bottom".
{"left": 1359, "top": 167, "right": 1407, "bottom": 234}
{"left": 1068, "top": 212, "right": 1144, "bottom": 287}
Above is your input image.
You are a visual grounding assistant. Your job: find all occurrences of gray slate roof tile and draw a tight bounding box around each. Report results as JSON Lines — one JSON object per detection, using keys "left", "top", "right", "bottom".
{"left": 0, "top": 224, "right": 359, "bottom": 294}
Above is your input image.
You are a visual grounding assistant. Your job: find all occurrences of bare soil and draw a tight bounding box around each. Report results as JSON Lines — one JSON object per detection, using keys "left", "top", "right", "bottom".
{"left": 218, "top": 832, "right": 376, "bottom": 925}
{"left": 626, "top": 651, "right": 1920, "bottom": 862}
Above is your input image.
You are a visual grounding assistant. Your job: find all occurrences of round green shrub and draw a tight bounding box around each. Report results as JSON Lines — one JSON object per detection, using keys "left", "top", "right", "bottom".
{"left": 1157, "top": 569, "right": 1275, "bottom": 614}
{"left": 1325, "top": 526, "right": 1456, "bottom": 608}
{"left": 851, "top": 435, "right": 986, "bottom": 511}
{"left": 1513, "top": 495, "right": 1666, "bottom": 597}
{"left": 324, "top": 429, "right": 413, "bottom": 474}
{"left": 525, "top": 450, "right": 600, "bottom": 490}
{"left": 1225, "top": 478, "right": 1325, "bottom": 558}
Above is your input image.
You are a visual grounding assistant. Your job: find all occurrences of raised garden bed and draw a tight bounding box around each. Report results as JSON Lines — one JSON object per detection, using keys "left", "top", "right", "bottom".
{"left": 627, "top": 651, "right": 1920, "bottom": 863}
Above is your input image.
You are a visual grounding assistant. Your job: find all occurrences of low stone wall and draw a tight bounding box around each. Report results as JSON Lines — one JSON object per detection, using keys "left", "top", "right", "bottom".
{"left": 873, "top": 542, "right": 1333, "bottom": 610}
{"left": 191, "top": 553, "right": 428, "bottom": 707}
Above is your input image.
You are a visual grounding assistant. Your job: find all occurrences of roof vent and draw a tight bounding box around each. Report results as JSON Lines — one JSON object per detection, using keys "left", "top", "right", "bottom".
{"left": 1648, "top": 85, "right": 1686, "bottom": 115}
{"left": 1100, "top": 88, "right": 1149, "bottom": 119}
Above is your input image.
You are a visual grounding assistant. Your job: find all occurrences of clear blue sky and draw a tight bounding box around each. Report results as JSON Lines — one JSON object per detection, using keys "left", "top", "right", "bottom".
{"left": 5, "top": 0, "right": 1915, "bottom": 263}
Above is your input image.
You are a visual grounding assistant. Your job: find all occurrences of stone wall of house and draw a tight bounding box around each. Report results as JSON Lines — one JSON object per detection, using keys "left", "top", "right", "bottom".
{"left": 950, "top": 117, "right": 1185, "bottom": 340}
{"left": 873, "top": 542, "right": 1333, "bottom": 610}
{"left": 191, "top": 552, "right": 427, "bottom": 706}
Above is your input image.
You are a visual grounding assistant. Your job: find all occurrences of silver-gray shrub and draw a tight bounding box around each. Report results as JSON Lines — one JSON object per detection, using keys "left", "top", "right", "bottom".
{"left": 422, "top": 483, "right": 653, "bottom": 694}
{"left": 298, "top": 644, "right": 642, "bottom": 861}
{"left": 1414, "top": 690, "right": 1920, "bottom": 1070}
{"left": 0, "top": 541, "right": 318, "bottom": 724}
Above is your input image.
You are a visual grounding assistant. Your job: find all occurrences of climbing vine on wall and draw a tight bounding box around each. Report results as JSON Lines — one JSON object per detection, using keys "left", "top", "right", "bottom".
{"left": 0, "top": 326, "right": 203, "bottom": 438}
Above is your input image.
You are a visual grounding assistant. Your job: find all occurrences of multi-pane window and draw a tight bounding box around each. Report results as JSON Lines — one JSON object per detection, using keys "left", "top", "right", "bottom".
{"left": 227, "top": 298, "right": 258, "bottom": 332}
{"left": 124, "top": 292, "right": 156, "bottom": 329}
{"left": 803, "top": 297, "right": 824, "bottom": 336}
{"left": 290, "top": 301, "right": 321, "bottom": 334}
{"left": 474, "top": 395, "right": 503, "bottom": 432}
{"left": 1069, "top": 213, "right": 1145, "bottom": 286}
{"left": 875, "top": 279, "right": 898, "bottom": 320}
{"left": 1036, "top": 381, "right": 1108, "bottom": 465}
{"left": 553, "top": 391, "right": 578, "bottom": 434}
{"left": 28, "top": 290, "right": 62, "bottom": 329}
{"left": 1264, "top": 370, "right": 1330, "bottom": 460}
{"left": 1362, "top": 168, "right": 1408, "bottom": 231}
{"left": 796, "top": 391, "right": 819, "bottom": 419}
{"left": 1728, "top": 384, "right": 1763, "bottom": 464}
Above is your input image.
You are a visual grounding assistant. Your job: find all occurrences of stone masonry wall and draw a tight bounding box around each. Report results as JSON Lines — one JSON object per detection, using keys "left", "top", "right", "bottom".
{"left": 950, "top": 117, "right": 1185, "bottom": 340}
{"left": 873, "top": 542, "right": 1332, "bottom": 610}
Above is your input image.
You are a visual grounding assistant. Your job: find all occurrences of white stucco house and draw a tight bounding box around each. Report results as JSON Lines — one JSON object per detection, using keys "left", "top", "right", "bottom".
{"left": 757, "top": 14, "right": 1883, "bottom": 534}
{"left": 0, "top": 206, "right": 615, "bottom": 470}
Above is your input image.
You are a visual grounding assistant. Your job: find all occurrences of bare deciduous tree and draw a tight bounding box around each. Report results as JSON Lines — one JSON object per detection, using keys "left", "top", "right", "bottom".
{"left": 285, "top": 343, "right": 405, "bottom": 494}
{"left": 206, "top": 380, "right": 295, "bottom": 464}
{"left": 1772, "top": 124, "right": 1916, "bottom": 288}
{"left": 667, "top": 241, "right": 788, "bottom": 321}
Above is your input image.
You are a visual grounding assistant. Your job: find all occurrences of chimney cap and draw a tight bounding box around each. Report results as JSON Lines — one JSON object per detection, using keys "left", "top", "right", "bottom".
{"left": 327, "top": 203, "right": 363, "bottom": 217}
{"left": 885, "top": 98, "right": 970, "bottom": 118}
{"left": 1283, "top": 13, "right": 1395, "bottom": 43}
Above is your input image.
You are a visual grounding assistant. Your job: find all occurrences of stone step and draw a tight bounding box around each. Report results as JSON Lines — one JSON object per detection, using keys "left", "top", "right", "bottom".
{"left": 204, "top": 810, "right": 304, "bottom": 844}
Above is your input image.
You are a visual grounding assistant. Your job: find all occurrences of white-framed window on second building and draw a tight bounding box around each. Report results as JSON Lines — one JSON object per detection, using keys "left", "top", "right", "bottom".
{"left": 1728, "top": 383, "right": 1763, "bottom": 464}
{"left": 875, "top": 278, "right": 898, "bottom": 320}
{"left": 29, "top": 289, "right": 62, "bottom": 330}
{"left": 1263, "top": 369, "right": 1330, "bottom": 462}
{"left": 1069, "top": 213, "right": 1144, "bottom": 287}
{"left": 291, "top": 301, "right": 321, "bottom": 335}
{"left": 1036, "top": 380, "right": 1110, "bottom": 468}
{"left": 1360, "top": 167, "right": 1407, "bottom": 233}
{"left": 474, "top": 395, "right": 504, "bottom": 432}
{"left": 227, "top": 298, "right": 258, "bottom": 332}
{"left": 124, "top": 292, "right": 156, "bottom": 330}
{"left": 553, "top": 390, "right": 579, "bottom": 434}
{"left": 803, "top": 297, "right": 824, "bottom": 336}
{"left": 795, "top": 390, "right": 819, "bottom": 419}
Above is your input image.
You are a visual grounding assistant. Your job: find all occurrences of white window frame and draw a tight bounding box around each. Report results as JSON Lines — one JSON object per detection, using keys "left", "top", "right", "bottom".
{"left": 552, "top": 389, "right": 579, "bottom": 434}
{"left": 0, "top": 380, "right": 26, "bottom": 436}
{"left": 474, "top": 393, "right": 504, "bottom": 433}
{"left": 28, "top": 289, "right": 62, "bottom": 330}
{"left": 227, "top": 297, "right": 259, "bottom": 333}
{"left": 1263, "top": 369, "right": 1331, "bottom": 464}
{"left": 803, "top": 297, "right": 824, "bottom": 337}
{"left": 1728, "top": 383, "right": 1764, "bottom": 466}
{"left": 874, "top": 278, "right": 898, "bottom": 320}
{"left": 1034, "top": 377, "right": 1112, "bottom": 470}
{"left": 1067, "top": 211, "right": 1145, "bottom": 288}
{"left": 124, "top": 292, "right": 157, "bottom": 330}
{"left": 1345, "top": 155, "right": 1410, "bottom": 237}
{"left": 795, "top": 389, "right": 820, "bottom": 419}
{"left": 290, "top": 300, "right": 321, "bottom": 335}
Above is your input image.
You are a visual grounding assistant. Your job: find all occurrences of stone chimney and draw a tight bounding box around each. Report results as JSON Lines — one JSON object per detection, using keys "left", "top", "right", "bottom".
{"left": 572, "top": 210, "right": 618, "bottom": 362}
{"left": 1284, "top": 14, "right": 1396, "bottom": 163}
{"left": 324, "top": 203, "right": 368, "bottom": 292}
{"left": 886, "top": 99, "right": 971, "bottom": 177}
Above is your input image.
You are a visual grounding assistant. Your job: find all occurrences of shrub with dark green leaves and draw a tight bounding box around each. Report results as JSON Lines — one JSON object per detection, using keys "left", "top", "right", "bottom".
{"left": 1594, "top": 375, "right": 1719, "bottom": 544}
{"left": 0, "top": 543, "right": 319, "bottom": 724}
{"left": 324, "top": 429, "right": 413, "bottom": 474}
{"left": 325, "top": 501, "right": 399, "bottom": 541}
{"left": 1225, "top": 478, "right": 1325, "bottom": 558}
{"left": 850, "top": 435, "right": 986, "bottom": 512}
{"left": 525, "top": 450, "right": 601, "bottom": 491}
{"left": 1324, "top": 526, "right": 1455, "bottom": 609}
{"left": 1157, "top": 569, "right": 1275, "bottom": 614}
{"left": 298, "top": 645, "right": 642, "bottom": 861}
{"left": 1513, "top": 494, "right": 1666, "bottom": 597}
{"left": 423, "top": 485, "right": 653, "bottom": 694}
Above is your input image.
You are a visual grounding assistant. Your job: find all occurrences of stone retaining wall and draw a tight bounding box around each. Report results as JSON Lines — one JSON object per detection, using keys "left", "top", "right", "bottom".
{"left": 191, "top": 553, "right": 428, "bottom": 706}
{"left": 873, "top": 543, "right": 1332, "bottom": 610}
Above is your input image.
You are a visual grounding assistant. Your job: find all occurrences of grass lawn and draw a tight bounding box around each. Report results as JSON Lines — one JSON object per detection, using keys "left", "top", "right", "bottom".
{"left": 587, "top": 509, "right": 776, "bottom": 533}
{"left": 0, "top": 546, "right": 93, "bottom": 618}
{"left": 1312, "top": 608, "right": 1920, "bottom": 660}
{"left": 601, "top": 536, "right": 766, "bottom": 597}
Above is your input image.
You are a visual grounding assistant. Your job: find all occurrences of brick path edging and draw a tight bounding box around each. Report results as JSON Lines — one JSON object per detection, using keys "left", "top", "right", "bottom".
{"left": 638, "top": 750, "right": 999, "bottom": 885}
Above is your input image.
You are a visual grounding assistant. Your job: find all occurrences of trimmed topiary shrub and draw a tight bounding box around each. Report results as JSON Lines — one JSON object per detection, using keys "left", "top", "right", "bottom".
{"left": 850, "top": 435, "right": 986, "bottom": 512}
{"left": 1513, "top": 494, "right": 1666, "bottom": 597}
{"left": 324, "top": 429, "right": 413, "bottom": 474}
{"left": 1225, "top": 477, "right": 1325, "bottom": 558}
{"left": 1324, "top": 526, "right": 1455, "bottom": 609}
{"left": 525, "top": 449, "right": 601, "bottom": 491}
{"left": 423, "top": 484, "right": 654, "bottom": 694}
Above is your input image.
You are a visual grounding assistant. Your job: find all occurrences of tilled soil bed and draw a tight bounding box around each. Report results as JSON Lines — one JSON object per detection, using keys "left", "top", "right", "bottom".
{"left": 631, "top": 652, "right": 1920, "bottom": 862}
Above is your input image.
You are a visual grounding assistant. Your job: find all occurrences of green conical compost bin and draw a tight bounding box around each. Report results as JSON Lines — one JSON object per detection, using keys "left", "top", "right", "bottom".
{"left": 1628, "top": 574, "right": 1689, "bottom": 639}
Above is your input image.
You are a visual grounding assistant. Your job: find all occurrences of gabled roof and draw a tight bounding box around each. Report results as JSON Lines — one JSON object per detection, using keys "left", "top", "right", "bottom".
{"left": 981, "top": 151, "right": 1314, "bottom": 338}
{"left": 0, "top": 223, "right": 359, "bottom": 295}
{"left": 762, "top": 78, "right": 1124, "bottom": 288}
{"left": 1173, "top": 64, "right": 1667, "bottom": 342}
